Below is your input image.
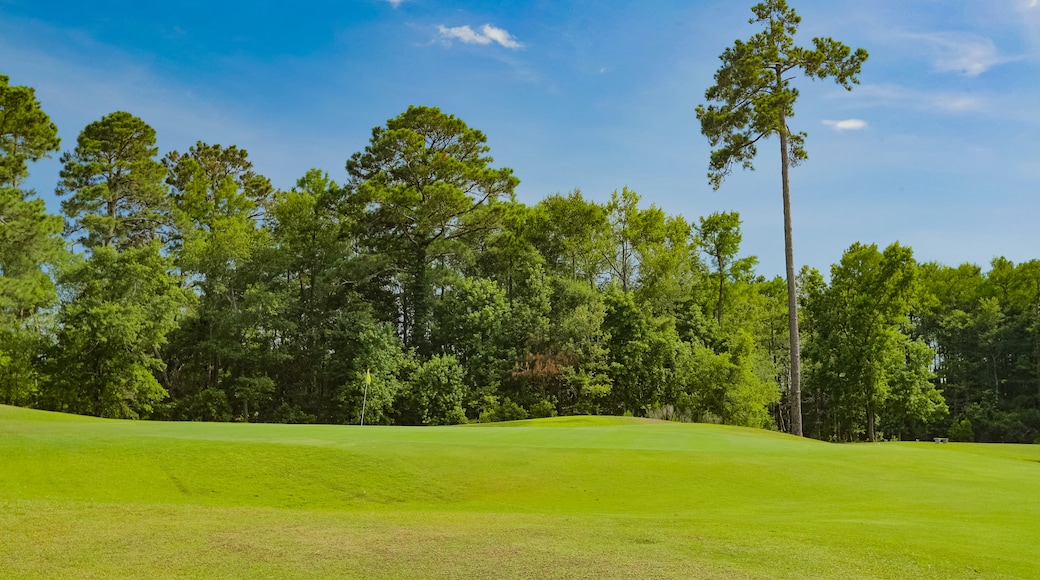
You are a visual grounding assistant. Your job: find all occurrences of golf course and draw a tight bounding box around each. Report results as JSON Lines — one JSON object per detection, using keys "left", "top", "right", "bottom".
{"left": 2, "top": 404, "right": 1038, "bottom": 579}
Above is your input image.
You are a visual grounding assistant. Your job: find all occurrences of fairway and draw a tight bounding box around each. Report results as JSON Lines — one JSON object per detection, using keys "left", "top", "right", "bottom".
{"left": 2, "top": 405, "right": 1038, "bottom": 579}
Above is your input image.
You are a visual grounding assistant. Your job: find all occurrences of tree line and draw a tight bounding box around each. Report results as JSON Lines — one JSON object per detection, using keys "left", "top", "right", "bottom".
{"left": 1, "top": 73, "right": 1038, "bottom": 442}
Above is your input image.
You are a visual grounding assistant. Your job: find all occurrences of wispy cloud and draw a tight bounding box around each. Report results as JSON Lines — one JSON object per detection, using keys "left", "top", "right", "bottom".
{"left": 834, "top": 82, "right": 1040, "bottom": 129}
{"left": 908, "top": 32, "right": 1006, "bottom": 76}
{"left": 385, "top": 0, "right": 404, "bottom": 7}
{"left": 822, "top": 119, "right": 868, "bottom": 131}
{"left": 438, "top": 24, "right": 523, "bottom": 49}
{"left": 847, "top": 84, "right": 986, "bottom": 114}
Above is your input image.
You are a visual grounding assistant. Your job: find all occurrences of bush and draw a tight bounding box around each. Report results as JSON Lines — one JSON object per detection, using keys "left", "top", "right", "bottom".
{"left": 272, "top": 403, "right": 316, "bottom": 424}
{"left": 528, "top": 398, "right": 558, "bottom": 419}
{"left": 948, "top": 418, "right": 974, "bottom": 442}
{"left": 400, "top": 354, "right": 467, "bottom": 426}
{"left": 179, "top": 388, "right": 233, "bottom": 422}
{"left": 479, "top": 398, "right": 528, "bottom": 423}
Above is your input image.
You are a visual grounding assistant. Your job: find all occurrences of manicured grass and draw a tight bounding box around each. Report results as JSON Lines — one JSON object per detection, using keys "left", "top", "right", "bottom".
{"left": 2, "top": 405, "right": 1038, "bottom": 578}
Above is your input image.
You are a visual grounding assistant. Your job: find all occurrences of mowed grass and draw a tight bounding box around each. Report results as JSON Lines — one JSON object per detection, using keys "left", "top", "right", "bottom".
{"left": 2, "top": 405, "right": 1039, "bottom": 579}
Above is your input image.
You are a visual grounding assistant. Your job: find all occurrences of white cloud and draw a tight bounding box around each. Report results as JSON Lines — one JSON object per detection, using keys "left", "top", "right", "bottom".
{"left": 438, "top": 24, "right": 523, "bottom": 49}
{"left": 480, "top": 25, "right": 522, "bottom": 49}
{"left": 822, "top": 119, "right": 868, "bottom": 131}
{"left": 909, "top": 32, "right": 1005, "bottom": 76}
{"left": 930, "top": 94, "right": 984, "bottom": 112}
{"left": 439, "top": 25, "right": 488, "bottom": 45}
{"left": 385, "top": 0, "right": 405, "bottom": 7}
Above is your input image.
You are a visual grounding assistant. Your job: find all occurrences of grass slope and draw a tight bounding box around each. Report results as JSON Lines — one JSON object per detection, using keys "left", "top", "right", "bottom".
{"left": 2, "top": 405, "right": 1038, "bottom": 579}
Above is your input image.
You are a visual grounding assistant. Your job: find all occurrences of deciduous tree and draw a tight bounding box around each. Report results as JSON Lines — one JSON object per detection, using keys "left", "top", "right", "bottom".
{"left": 802, "top": 243, "right": 945, "bottom": 441}
{"left": 697, "top": 211, "right": 743, "bottom": 327}
{"left": 43, "top": 244, "right": 188, "bottom": 418}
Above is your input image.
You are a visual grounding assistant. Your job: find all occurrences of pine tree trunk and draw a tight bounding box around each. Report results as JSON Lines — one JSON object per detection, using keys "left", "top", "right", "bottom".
{"left": 779, "top": 114, "right": 803, "bottom": 438}
{"left": 716, "top": 253, "right": 725, "bottom": 326}
{"left": 409, "top": 246, "right": 430, "bottom": 356}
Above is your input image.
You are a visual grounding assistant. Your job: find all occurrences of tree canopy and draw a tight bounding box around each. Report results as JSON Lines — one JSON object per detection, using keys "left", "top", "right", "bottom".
{"left": 2, "top": 70, "right": 1036, "bottom": 444}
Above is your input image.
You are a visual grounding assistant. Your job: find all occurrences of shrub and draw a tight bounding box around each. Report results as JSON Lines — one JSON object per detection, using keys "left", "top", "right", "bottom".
{"left": 401, "top": 354, "right": 467, "bottom": 426}
{"left": 529, "top": 398, "right": 558, "bottom": 419}
{"left": 478, "top": 397, "right": 529, "bottom": 423}
{"left": 272, "top": 403, "right": 316, "bottom": 424}
{"left": 179, "top": 388, "right": 233, "bottom": 422}
{"left": 948, "top": 418, "right": 974, "bottom": 442}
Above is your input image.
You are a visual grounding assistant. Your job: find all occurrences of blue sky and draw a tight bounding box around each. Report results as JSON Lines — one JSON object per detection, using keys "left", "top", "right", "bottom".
{"left": 3, "top": 0, "right": 1039, "bottom": 277}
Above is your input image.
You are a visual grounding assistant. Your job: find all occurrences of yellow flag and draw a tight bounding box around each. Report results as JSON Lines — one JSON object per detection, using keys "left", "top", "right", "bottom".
{"left": 365, "top": 369, "right": 372, "bottom": 385}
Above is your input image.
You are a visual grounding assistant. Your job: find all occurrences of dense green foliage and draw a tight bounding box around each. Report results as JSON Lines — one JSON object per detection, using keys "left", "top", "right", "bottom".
{"left": 3, "top": 405, "right": 1040, "bottom": 578}
{"left": 0, "top": 67, "right": 1037, "bottom": 442}
{"left": 801, "top": 243, "right": 946, "bottom": 441}
{"left": 0, "top": 75, "right": 64, "bottom": 408}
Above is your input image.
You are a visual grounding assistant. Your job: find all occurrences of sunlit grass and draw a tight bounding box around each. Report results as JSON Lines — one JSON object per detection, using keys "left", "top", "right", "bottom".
{"left": 2, "top": 404, "right": 1038, "bottom": 578}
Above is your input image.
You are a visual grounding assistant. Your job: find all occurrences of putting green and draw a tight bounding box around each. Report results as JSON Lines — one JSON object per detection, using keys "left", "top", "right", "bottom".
{"left": 1, "top": 404, "right": 1037, "bottom": 578}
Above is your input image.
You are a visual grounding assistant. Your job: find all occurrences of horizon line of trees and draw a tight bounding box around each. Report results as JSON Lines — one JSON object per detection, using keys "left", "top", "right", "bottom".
{"left": 2, "top": 73, "right": 1039, "bottom": 442}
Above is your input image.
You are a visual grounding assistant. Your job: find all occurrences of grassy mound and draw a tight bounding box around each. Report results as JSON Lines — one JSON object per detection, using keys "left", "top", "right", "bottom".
{"left": 1, "top": 404, "right": 1037, "bottom": 578}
